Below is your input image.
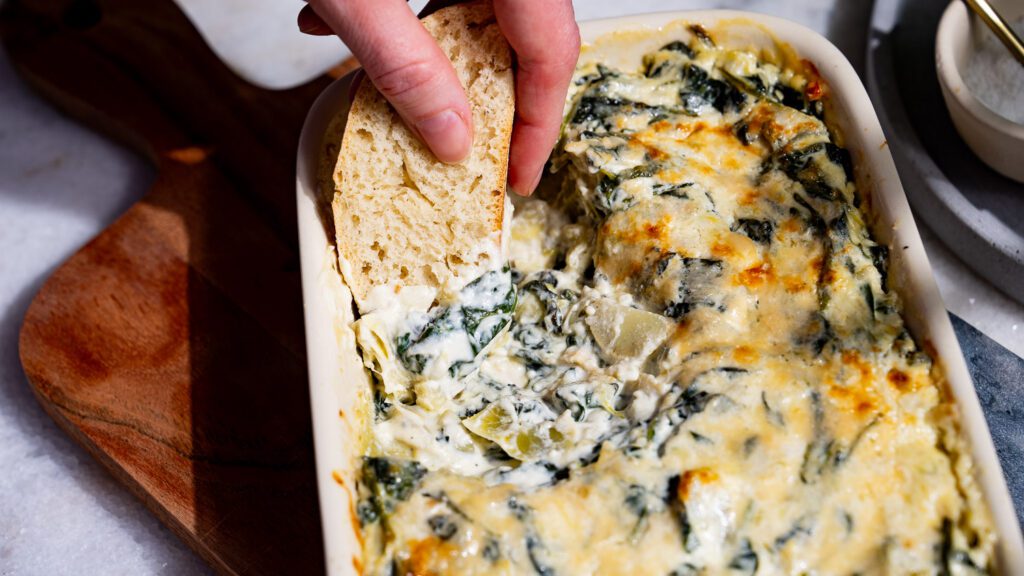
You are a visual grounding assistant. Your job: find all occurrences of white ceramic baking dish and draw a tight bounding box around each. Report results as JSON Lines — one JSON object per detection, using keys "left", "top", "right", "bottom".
{"left": 296, "top": 10, "right": 1024, "bottom": 575}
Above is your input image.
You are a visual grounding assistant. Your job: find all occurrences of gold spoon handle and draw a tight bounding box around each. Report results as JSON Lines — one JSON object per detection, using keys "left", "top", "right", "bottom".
{"left": 963, "top": 0, "right": 1024, "bottom": 67}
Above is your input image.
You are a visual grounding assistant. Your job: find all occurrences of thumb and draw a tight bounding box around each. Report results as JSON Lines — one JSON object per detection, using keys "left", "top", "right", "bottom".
{"left": 306, "top": 0, "right": 473, "bottom": 163}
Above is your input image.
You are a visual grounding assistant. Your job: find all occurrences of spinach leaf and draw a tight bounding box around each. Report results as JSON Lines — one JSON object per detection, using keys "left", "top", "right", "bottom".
{"left": 661, "top": 40, "right": 694, "bottom": 57}
{"left": 777, "top": 82, "right": 824, "bottom": 117}
{"left": 359, "top": 456, "right": 427, "bottom": 526}
{"left": 665, "top": 474, "right": 700, "bottom": 552}
{"left": 669, "top": 564, "right": 702, "bottom": 576}
{"left": 734, "top": 218, "right": 775, "bottom": 244}
{"left": 654, "top": 254, "right": 724, "bottom": 319}
{"left": 396, "top": 308, "right": 458, "bottom": 374}
{"left": 728, "top": 539, "right": 759, "bottom": 574}
{"left": 482, "top": 538, "right": 501, "bottom": 562}
{"left": 680, "top": 64, "right": 745, "bottom": 114}
{"left": 526, "top": 535, "right": 555, "bottom": 576}
{"left": 792, "top": 193, "right": 826, "bottom": 235}
{"left": 463, "top": 268, "right": 517, "bottom": 354}
{"left": 427, "top": 514, "right": 458, "bottom": 541}
{"left": 624, "top": 484, "right": 652, "bottom": 543}
{"left": 688, "top": 24, "right": 715, "bottom": 47}
{"left": 396, "top": 268, "right": 516, "bottom": 375}
{"left": 591, "top": 164, "right": 659, "bottom": 215}
{"left": 656, "top": 382, "right": 722, "bottom": 457}
{"left": 673, "top": 385, "right": 718, "bottom": 419}
{"left": 653, "top": 182, "right": 693, "bottom": 199}
{"left": 796, "top": 312, "right": 834, "bottom": 356}
{"left": 571, "top": 96, "right": 668, "bottom": 133}
{"left": 520, "top": 273, "right": 577, "bottom": 332}
{"left": 799, "top": 391, "right": 838, "bottom": 483}
{"left": 761, "top": 391, "right": 786, "bottom": 427}
{"left": 774, "top": 517, "right": 813, "bottom": 549}
{"left": 356, "top": 499, "right": 379, "bottom": 526}
{"left": 777, "top": 142, "right": 852, "bottom": 201}
{"left": 870, "top": 245, "right": 889, "bottom": 292}
{"left": 573, "top": 63, "right": 617, "bottom": 87}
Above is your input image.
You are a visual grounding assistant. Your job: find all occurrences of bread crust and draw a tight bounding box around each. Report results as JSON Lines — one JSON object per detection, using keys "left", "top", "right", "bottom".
{"left": 330, "top": 1, "right": 514, "bottom": 305}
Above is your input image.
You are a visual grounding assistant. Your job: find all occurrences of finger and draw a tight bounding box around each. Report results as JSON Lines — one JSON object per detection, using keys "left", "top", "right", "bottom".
{"left": 494, "top": 0, "right": 580, "bottom": 195}
{"left": 308, "top": 0, "right": 472, "bottom": 163}
{"left": 297, "top": 4, "right": 332, "bottom": 36}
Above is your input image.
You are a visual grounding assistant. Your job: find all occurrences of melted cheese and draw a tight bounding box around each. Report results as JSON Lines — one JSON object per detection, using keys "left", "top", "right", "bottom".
{"left": 348, "top": 29, "right": 995, "bottom": 576}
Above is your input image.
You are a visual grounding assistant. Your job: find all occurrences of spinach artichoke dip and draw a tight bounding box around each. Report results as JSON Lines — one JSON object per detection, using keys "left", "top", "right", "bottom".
{"left": 349, "top": 26, "right": 996, "bottom": 576}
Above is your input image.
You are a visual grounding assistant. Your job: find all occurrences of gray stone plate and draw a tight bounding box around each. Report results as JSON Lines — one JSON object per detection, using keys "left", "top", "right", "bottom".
{"left": 866, "top": 0, "right": 1024, "bottom": 304}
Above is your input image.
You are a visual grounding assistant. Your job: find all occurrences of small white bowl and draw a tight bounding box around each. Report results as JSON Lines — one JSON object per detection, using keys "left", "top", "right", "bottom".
{"left": 936, "top": 0, "right": 1024, "bottom": 183}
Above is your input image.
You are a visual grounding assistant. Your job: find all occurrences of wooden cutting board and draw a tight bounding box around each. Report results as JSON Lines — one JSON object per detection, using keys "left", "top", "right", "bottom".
{"left": 1, "top": 0, "right": 356, "bottom": 573}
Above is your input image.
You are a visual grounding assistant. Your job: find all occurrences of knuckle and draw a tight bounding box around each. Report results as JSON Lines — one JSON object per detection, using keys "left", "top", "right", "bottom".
{"left": 518, "top": 23, "right": 580, "bottom": 74}
{"left": 555, "top": 24, "right": 581, "bottom": 69}
{"left": 369, "top": 59, "right": 439, "bottom": 103}
{"left": 562, "top": 21, "right": 582, "bottom": 55}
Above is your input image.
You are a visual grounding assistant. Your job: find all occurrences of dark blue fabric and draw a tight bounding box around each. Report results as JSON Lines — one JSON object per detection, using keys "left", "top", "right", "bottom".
{"left": 950, "top": 313, "right": 1024, "bottom": 530}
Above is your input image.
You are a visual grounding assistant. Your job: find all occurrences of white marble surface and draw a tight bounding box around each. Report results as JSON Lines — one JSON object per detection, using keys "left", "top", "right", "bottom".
{"left": 0, "top": 1, "right": 1020, "bottom": 575}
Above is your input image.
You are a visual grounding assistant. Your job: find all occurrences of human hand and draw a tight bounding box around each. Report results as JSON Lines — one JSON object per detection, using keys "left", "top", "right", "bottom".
{"left": 298, "top": 0, "right": 580, "bottom": 196}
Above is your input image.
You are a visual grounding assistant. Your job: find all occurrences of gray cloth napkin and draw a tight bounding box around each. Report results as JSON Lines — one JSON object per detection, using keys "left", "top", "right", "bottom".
{"left": 950, "top": 313, "right": 1024, "bottom": 529}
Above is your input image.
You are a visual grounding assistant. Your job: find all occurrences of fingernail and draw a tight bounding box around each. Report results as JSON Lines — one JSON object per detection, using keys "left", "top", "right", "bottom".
{"left": 299, "top": 19, "right": 331, "bottom": 35}
{"left": 509, "top": 181, "right": 530, "bottom": 197}
{"left": 510, "top": 168, "right": 542, "bottom": 197}
{"left": 416, "top": 110, "right": 471, "bottom": 163}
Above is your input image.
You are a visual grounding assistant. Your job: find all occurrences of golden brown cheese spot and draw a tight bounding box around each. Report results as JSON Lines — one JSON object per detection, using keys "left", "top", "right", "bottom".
{"left": 783, "top": 276, "right": 809, "bottom": 294}
{"left": 600, "top": 211, "right": 672, "bottom": 250}
{"left": 887, "top": 367, "right": 917, "bottom": 393}
{"left": 404, "top": 537, "right": 458, "bottom": 576}
{"left": 677, "top": 468, "right": 718, "bottom": 502}
{"left": 721, "top": 155, "right": 741, "bottom": 172}
{"left": 842, "top": 350, "right": 872, "bottom": 383}
{"left": 827, "top": 383, "right": 877, "bottom": 418}
{"left": 710, "top": 240, "right": 735, "bottom": 259}
{"left": 735, "top": 262, "right": 773, "bottom": 288}
{"left": 643, "top": 215, "right": 672, "bottom": 243}
{"left": 732, "top": 345, "right": 759, "bottom": 363}
{"left": 737, "top": 187, "right": 760, "bottom": 206}
{"left": 650, "top": 119, "right": 673, "bottom": 133}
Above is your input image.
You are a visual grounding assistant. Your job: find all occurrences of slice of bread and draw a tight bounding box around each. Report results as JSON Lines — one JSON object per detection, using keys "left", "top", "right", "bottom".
{"left": 330, "top": 1, "right": 514, "bottom": 307}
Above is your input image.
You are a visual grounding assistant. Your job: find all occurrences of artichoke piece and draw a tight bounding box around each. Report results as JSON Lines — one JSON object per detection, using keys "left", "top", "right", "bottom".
{"left": 462, "top": 402, "right": 512, "bottom": 441}
{"left": 354, "top": 316, "right": 411, "bottom": 400}
{"left": 586, "top": 299, "right": 673, "bottom": 360}
{"left": 462, "top": 402, "right": 560, "bottom": 461}
{"left": 592, "top": 380, "right": 625, "bottom": 417}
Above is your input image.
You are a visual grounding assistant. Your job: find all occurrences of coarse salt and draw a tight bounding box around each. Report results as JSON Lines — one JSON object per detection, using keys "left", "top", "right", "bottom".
{"left": 962, "top": 16, "right": 1024, "bottom": 125}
